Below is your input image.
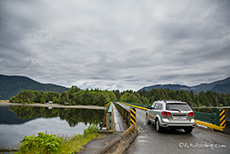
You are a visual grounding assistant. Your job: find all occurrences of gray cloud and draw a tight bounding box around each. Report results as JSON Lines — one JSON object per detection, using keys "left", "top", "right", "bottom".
{"left": 0, "top": 0, "right": 230, "bottom": 90}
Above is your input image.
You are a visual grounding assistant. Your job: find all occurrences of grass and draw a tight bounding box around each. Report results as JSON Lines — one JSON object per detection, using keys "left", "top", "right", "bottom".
{"left": 0, "top": 100, "right": 9, "bottom": 102}
{"left": 16, "top": 125, "right": 103, "bottom": 154}
{"left": 58, "top": 133, "right": 98, "bottom": 153}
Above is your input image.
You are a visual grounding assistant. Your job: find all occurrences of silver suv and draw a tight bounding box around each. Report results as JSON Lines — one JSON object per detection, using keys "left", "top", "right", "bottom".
{"left": 146, "top": 100, "right": 195, "bottom": 133}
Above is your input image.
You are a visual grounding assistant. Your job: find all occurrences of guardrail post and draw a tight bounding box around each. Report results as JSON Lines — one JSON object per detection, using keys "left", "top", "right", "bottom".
{"left": 130, "top": 107, "right": 136, "bottom": 126}
{"left": 216, "top": 108, "right": 226, "bottom": 127}
{"left": 106, "top": 113, "right": 111, "bottom": 130}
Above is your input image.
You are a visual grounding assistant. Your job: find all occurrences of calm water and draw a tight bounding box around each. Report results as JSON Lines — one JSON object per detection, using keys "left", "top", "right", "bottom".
{"left": 0, "top": 105, "right": 105, "bottom": 148}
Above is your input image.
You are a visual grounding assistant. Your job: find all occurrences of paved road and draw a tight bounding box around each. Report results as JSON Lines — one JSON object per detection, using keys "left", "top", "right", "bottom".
{"left": 125, "top": 108, "right": 230, "bottom": 154}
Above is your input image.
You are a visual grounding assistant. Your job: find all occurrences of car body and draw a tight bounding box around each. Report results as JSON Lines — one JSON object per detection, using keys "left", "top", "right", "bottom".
{"left": 146, "top": 100, "right": 195, "bottom": 133}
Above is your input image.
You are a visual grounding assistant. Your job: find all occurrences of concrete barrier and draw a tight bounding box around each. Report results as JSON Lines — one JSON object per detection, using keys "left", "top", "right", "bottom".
{"left": 93, "top": 124, "right": 137, "bottom": 154}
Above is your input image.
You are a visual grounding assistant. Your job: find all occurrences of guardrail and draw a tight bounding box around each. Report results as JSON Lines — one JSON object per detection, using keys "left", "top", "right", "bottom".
{"left": 100, "top": 102, "right": 113, "bottom": 132}
{"left": 119, "top": 102, "right": 149, "bottom": 110}
{"left": 194, "top": 108, "right": 226, "bottom": 131}
{"left": 114, "top": 102, "right": 131, "bottom": 126}
{"left": 194, "top": 112, "right": 217, "bottom": 124}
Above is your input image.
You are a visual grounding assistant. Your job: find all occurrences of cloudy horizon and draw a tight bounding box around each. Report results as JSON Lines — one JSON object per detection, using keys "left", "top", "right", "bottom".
{"left": 0, "top": 0, "right": 230, "bottom": 91}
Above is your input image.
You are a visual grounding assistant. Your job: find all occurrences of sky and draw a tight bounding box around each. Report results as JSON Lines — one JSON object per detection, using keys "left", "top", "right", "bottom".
{"left": 0, "top": 0, "right": 230, "bottom": 91}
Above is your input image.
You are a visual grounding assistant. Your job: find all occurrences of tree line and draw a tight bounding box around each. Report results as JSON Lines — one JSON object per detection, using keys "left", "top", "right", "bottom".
{"left": 116, "top": 89, "right": 230, "bottom": 107}
{"left": 9, "top": 86, "right": 116, "bottom": 106}
{"left": 10, "top": 86, "right": 230, "bottom": 107}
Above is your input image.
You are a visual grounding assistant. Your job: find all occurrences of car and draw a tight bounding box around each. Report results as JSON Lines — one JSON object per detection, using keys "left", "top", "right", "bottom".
{"left": 146, "top": 100, "right": 195, "bottom": 133}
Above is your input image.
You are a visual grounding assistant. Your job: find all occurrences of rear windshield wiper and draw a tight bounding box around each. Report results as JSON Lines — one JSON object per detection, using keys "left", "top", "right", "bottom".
{"left": 169, "top": 108, "right": 181, "bottom": 112}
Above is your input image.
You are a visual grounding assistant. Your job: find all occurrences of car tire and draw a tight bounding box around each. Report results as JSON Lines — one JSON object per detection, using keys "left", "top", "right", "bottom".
{"left": 184, "top": 128, "right": 193, "bottom": 134}
{"left": 155, "top": 119, "right": 163, "bottom": 133}
{"left": 146, "top": 116, "right": 151, "bottom": 125}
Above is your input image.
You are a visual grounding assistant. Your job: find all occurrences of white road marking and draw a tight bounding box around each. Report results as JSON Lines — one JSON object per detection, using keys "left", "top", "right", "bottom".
{"left": 138, "top": 126, "right": 144, "bottom": 132}
{"left": 137, "top": 139, "right": 149, "bottom": 143}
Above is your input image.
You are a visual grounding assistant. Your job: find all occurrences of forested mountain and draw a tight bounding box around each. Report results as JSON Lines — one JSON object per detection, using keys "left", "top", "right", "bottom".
{"left": 140, "top": 84, "right": 191, "bottom": 92}
{"left": 140, "top": 77, "right": 230, "bottom": 94}
{"left": 0, "top": 74, "right": 69, "bottom": 99}
{"left": 191, "top": 77, "right": 230, "bottom": 93}
{"left": 211, "top": 83, "right": 230, "bottom": 93}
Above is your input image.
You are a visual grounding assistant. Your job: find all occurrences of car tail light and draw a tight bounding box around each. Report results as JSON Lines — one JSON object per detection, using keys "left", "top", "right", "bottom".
{"left": 162, "top": 111, "right": 172, "bottom": 117}
{"left": 188, "top": 112, "right": 194, "bottom": 117}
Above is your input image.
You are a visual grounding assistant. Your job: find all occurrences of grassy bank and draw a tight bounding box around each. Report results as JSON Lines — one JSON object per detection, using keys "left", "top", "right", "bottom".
{"left": 0, "top": 100, "right": 9, "bottom": 102}
{"left": 16, "top": 125, "right": 101, "bottom": 154}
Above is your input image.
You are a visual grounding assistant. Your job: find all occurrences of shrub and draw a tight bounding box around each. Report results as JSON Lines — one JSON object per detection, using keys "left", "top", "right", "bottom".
{"left": 83, "top": 124, "right": 99, "bottom": 136}
{"left": 18, "top": 132, "right": 62, "bottom": 154}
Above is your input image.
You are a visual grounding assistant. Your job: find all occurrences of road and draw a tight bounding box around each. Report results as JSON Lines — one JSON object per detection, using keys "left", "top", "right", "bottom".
{"left": 125, "top": 108, "right": 230, "bottom": 154}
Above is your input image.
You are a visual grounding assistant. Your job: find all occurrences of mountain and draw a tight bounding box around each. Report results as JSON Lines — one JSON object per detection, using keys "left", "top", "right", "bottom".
{"left": 139, "top": 77, "right": 230, "bottom": 94}
{"left": 191, "top": 77, "right": 230, "bottom": 93}
{"left": 0, "top": 74, "right": 69, "bottom": 99}
{"left": 211, "top": 83, "right": 230, "bottom": 93}
{"left": 140, "top": 84, "right": 191, "bottom": 92}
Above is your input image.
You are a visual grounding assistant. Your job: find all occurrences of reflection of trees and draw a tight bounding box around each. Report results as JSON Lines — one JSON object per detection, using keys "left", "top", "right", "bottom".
{"left": 9, "top": 106, "right": 105, "bottom": 127}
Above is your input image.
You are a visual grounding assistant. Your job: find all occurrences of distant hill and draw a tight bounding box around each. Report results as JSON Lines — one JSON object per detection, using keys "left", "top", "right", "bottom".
{"left": 211, "top": 83, "right": 230, "bottom": 93}
{"left": 191, "top": 77, "right": 230, "bottom": 93}
{"left": 139, "top": 77, "right": 230, "bottom": 94}
{"left": 140, "top": 84, "right": 191, "bottom": 92}
{"left": 0, "top": 74, "right": 69, "bottom": 99}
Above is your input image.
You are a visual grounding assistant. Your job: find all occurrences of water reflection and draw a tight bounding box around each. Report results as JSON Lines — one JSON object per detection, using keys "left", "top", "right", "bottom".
{"left": 8, "top": 106, "right": 105, "bottom": 126}
{"left": 0, "top": 106, "right": 105, "bottom": 148}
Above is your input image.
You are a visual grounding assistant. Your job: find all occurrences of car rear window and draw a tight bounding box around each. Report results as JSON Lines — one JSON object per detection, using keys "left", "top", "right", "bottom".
{"left": 166, "top": 103, "right": 191, "bottom": 111}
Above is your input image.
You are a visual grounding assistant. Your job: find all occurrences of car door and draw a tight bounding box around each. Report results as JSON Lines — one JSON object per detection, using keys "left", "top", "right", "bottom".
{"left": 149, "top": 103, "right": 158, "bottom": 122}
{"left": 152, "top": 103, "right": 162, "bottom": 120}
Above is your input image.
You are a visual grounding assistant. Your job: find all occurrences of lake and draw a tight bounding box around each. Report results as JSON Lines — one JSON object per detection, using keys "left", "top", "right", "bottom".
{"left": 0, "top": 105, "right": 105, "bottom": 149}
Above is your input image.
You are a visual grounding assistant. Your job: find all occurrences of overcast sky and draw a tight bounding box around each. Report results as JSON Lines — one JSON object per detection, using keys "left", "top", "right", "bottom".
{"left": 0, "top": 0, "right": 230, "bottom": 91}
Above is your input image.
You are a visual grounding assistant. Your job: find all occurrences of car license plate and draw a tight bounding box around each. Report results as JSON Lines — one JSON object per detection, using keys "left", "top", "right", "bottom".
{"left": 173, "top": 116, "right": 186, "bottom": 119}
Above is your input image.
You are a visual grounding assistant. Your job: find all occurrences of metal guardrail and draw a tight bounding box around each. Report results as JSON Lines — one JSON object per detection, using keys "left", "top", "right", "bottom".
{"left": 114, "top": 102, "right": 130, "bottom": 126}
{"left": 120, "top": 102, "right": 150, "bottom": 108}
{"left": 194, "top": 112, "right": 217, "bottom": 124}
{"left": 119, "top": 102, "right": 149, "bottom": 110}
{"left": 100, "top": 102, "right": 113, "bottom": 131}
{"left": 194, "top": 108, "right": 226, "bottom": 128}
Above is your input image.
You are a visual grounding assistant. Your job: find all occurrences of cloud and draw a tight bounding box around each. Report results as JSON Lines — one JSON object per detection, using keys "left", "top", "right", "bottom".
{"left": 0, "top": 0, "right": 230, "bottom": 90}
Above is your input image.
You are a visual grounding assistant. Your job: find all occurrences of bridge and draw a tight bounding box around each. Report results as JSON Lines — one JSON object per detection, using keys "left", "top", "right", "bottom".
{"left": 96, "top": 102, "right": 230, "bottom": 154}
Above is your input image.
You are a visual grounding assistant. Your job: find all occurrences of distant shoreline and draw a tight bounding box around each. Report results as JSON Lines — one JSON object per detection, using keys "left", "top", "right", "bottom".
{"left": 0, "top": 101, "right": 106, "bottom": 110}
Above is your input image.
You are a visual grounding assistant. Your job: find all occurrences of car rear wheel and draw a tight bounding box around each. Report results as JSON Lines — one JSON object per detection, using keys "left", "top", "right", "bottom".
{"left": 155, "top": 119, "right": 163, "bottom": 132}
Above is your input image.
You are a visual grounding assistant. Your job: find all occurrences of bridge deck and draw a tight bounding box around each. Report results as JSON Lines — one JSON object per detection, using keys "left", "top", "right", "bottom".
{"left": 125, "top": 108, "right": 230, "bottom": 154}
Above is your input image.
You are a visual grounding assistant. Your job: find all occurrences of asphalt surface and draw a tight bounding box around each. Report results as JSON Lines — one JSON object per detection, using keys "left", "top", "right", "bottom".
{"left": 125, "top": 108, "right": 230, "bottom": 154}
